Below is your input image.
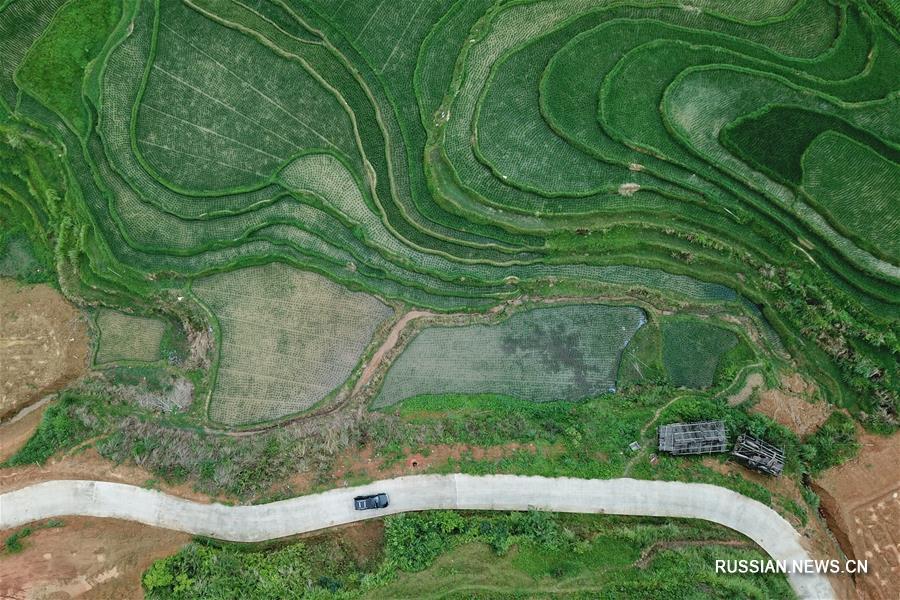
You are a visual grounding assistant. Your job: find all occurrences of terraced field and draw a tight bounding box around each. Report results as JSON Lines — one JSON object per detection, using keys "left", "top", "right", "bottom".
{"left": 93, "top": 309, "right": 165, "bottom": 365}
{"left": 375, "top": 304, "right": 645, "bottom": 407}
{"left": 0, "top": 0, "right": 897, "bottom": 429}
{"left": 660, "top": 318, "right": 739, "bottom": 389}
{"left": 193, "top": 263, "right": 392, "bottom": 424}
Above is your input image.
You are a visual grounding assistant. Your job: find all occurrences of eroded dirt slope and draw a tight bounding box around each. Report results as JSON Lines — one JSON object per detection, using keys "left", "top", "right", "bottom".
{"left": 815, "top": 431, "right": 900, "bottom": 600}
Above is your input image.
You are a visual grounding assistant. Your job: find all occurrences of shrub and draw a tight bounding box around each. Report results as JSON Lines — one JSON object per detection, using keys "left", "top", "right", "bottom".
{"left": 4, "top": 395, "right": 99, "bottom": 466}
{"left": 801, "top": 412, "right": 860, "bottom": 475}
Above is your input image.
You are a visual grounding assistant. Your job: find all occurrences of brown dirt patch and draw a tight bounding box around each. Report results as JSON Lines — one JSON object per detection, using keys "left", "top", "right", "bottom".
{"left": 0, "top": 401, "right": 48, "bottom": 463}
{"left": 0, "top": 447, "right": 213, "bottom": 504}
{"left": 0, "top": 517, "right": 189, "bottom": 600}
{"left": 0, "top": 279, "right": 89, "bottom": 420}
{"left": 815, "top": 431, "right": 900, "bottom": 600}
{"left": 752, "top": 373, "right": 830, "bottom": 437}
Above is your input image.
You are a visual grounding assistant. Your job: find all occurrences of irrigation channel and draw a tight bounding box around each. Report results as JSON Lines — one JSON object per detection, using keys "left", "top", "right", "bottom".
{"left": 0, "top": 475, "right": 833, "bottom": 599}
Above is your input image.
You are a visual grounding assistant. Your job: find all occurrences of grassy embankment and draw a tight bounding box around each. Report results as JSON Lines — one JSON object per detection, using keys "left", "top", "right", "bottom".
{"left": 142, "top": 511, "right": 794, "bottom": 599}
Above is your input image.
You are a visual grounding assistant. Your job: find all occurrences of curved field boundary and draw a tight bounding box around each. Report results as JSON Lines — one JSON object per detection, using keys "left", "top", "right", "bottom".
{"left": 0, "top": 475, "right": 833, "bottom": 599}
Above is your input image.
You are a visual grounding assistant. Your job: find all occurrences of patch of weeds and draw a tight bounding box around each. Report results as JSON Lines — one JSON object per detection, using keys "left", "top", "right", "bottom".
{"left": 3, "top": 520, "right": 64, "bottom": 554}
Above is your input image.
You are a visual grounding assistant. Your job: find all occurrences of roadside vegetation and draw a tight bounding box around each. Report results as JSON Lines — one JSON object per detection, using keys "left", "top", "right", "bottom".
{"left": 142, "top": 512, "right": 793, "bottom": 599}
{"left": 3, "top": 519, "right": 64, "bottom": 554}
{"left": 3, "top": 394, "right": 99, "bottom": 467}
{"left": 4, "top": 356, "right": 858, "bottom": 525}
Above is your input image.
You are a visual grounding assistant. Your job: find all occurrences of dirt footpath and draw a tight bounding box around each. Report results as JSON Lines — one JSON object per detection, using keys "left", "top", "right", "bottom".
{"left": 0, "top": 402, "right": 48, "bottom": 463}
{"left": 0, "top": 280, "right": 89, "bottom": 420}
{"left": 815, "top": 431, "right": 900, "bottom": 600}
{"left": 0, "top": 517, "right": 188, "bottom": 600}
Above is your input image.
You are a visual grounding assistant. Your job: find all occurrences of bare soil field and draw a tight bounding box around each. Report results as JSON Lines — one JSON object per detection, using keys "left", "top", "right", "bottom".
{"left": 0, "top": 517, "right": 189, "bottom": 600}
{"left": 752, "top": 374, "right": 831, "bottom": 436}
{"left": 815, "top": 432, "right": 900, "bottom": 600}
{"left": 0, "top": 280, "right": 89, "bottom": 419}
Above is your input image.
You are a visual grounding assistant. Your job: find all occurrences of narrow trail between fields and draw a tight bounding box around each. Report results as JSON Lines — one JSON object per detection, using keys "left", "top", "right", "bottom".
{"left": 352, "top": 309, "right": 436, "bottom": 396}
{"left": 0, "top": 475, "right": 833, "bottom": 599}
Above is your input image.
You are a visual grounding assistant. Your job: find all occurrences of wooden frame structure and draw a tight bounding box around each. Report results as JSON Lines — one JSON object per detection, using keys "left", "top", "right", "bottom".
{"left": 658, "top": 420, "right": 728, "bottom": 455}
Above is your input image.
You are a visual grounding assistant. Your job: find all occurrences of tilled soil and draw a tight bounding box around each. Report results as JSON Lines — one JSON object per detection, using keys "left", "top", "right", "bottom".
{"left": 815, "top": 431, "right": 900, "bottom": 600}
{"left": 0, "top": 280, "right": 89, "bottom": 420}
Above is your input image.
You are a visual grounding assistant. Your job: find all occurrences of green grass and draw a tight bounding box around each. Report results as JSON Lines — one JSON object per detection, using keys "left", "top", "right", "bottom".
{"left": 382, "top": 542, "right": 790, "bottom": 598}
{"left": 143, "top": 539, "right": 344, "bottom": 599}
{"left": 713, "top": 337, "right": 758, "bottom": 388}
{"left": 143, "top": 511, "right": 793, "bottom": 599}
{"left": 15, "top": 0, "right": 120, "bottom": 133}
{"left": 0, "top": 230, "right": 53, "bottom": 283}
{"left": 379, "top": 390, "right": 659, "bottom": 479}
{"left": 800, "top": 412, "right": 861, "bottom": 475}
{"left": 3, "top": 394, "right": 98, "bottom": 466}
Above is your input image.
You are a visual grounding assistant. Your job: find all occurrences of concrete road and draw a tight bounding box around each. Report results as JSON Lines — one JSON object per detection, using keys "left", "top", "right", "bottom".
{"left": 0, "top": 475, "right": 833, "bottom": 599}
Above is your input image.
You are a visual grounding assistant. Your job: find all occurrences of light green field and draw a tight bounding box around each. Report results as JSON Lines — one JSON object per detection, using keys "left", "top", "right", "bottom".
{"left": 194, "top": 263, "right": 393, "bottom": 425}
{"left": 375, "top": 305, "right": 645, "bottom": 408}
{"left": 94, "top": 309, "right": 165, "bottom": 364}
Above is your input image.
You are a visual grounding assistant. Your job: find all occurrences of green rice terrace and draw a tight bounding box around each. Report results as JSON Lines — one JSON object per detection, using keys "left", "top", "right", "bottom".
{"left": 0, "top": 0, "right": 898, "bottom": 595}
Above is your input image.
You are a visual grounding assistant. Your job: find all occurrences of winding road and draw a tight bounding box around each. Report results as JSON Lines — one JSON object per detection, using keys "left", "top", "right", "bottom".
{"left": 0, "top": 475, "right": 833, "bottom": 599}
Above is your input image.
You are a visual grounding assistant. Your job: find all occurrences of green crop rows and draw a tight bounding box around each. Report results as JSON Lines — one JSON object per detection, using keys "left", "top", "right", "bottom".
{"left": 193, "top": 263, "right": 393, "bottom": 425}
{"left": 661, "top": 318, "right": 739, "bottom": 389}
{"left": 94, "top": 308, "right": 165, "bottom": 364}
{"left": 0, "top": 0, "right": 897, "bottom": 429}
{"left": 375, "top": 304, "right": 645, "bottom": 407}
